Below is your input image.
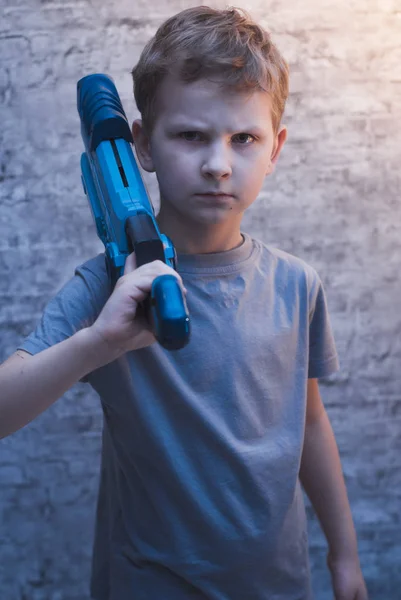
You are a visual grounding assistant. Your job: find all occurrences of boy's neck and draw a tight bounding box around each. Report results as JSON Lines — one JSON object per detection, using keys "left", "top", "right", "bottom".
{"left": 156, "top": 210, "right": 243, "bottom": 255}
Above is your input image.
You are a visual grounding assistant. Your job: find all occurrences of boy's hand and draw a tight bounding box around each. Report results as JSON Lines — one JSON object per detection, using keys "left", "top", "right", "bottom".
{"left": 328, "top": 553, "right": 369, "bottom": 600}
{"left": 89, "top": 253, "right": 185, "bottom": 359}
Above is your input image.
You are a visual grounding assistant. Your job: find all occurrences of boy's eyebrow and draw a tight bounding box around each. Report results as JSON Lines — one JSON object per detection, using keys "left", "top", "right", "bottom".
{"left": 165, "top": 120, "right": 267, "bottom": 134}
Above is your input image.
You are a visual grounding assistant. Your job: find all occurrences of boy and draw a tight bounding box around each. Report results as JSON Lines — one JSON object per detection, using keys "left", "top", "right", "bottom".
{"left": 0, "top": 6, "right": 368, "bottom": 600}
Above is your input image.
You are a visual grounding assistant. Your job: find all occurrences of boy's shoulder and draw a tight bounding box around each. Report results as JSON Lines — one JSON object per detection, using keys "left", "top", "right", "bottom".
{"left": 70, "top": 252, "right": 111, "bottom": 305}
{"left": 251, "top": 236, "right": 321, "bottom": 288}
{"left": 73, "top": 240, "right": 322, "bottom": 296}
{"left": 75, "top": 252, "right": 107, "bottom": 279}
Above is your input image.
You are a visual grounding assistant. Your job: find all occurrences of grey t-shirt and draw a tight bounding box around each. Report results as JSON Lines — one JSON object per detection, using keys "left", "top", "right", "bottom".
{"left": 19, "top": 233, "right": 339, "bottom": 600}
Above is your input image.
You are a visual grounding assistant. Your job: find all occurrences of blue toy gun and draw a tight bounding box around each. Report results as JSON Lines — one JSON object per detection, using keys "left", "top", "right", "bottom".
{"left": 77, "top": 73, "right": 190, "bottom": 350}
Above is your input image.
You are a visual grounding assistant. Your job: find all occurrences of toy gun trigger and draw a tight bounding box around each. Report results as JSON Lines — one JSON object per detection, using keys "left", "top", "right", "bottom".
{"left": 125, "top": 214, "right": 166, "bottom": 267}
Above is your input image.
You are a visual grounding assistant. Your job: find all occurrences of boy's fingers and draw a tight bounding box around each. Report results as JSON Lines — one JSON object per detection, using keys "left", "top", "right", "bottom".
{"left": 122, "top": 255, "right": 187, "bottom": 294}
{"left": 123, "top": 251, "right": 137, "bottom": 275}
{"left": 121, "top": 259, "right": 183, "bottom": 286}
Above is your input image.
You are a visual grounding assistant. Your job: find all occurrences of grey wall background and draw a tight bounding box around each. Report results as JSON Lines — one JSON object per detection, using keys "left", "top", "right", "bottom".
{"left": 1, "top": 0, "right": 400, "bottom": 598}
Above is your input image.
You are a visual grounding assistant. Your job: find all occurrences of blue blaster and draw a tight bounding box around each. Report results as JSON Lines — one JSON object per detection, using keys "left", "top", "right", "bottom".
{"left": 77, "top": 73, "right": 190, "bottom": 350}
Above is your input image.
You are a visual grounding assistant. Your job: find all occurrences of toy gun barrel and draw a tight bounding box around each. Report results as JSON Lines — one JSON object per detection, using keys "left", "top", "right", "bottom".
{"left": 77, "top": 74, "right": 190, "bottom": 350}
{"left": 77, "top": 73, "right": 133, "bottom": 152}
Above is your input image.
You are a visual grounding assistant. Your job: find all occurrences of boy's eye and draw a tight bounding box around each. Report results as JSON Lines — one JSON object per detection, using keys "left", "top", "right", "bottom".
{"left": 179, "top": 131, "right": 204, "bottom": 142}
{"left": 232, "top": 133, "right": 256, "bottom": 145}
{"left": 177, "top": 131, "right": 256, "bottom": 144}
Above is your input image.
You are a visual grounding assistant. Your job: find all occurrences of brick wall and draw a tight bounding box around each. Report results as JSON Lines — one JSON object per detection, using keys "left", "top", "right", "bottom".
{"left": 1, "top": 0, "right": 400, "bottom": 598}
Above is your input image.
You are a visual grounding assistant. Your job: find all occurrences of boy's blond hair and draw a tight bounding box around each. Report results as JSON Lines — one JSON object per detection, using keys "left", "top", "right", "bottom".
{"left": 132, "top": 6, "right": 289, "bottom": 134}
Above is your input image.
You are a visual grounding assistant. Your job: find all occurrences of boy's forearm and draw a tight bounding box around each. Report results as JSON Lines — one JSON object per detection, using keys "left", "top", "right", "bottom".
{"left": 0, "top": 327, "right": 111, "bottom": 439}
{"left": 299, "top": 409, "right": 359, "bottom": 561}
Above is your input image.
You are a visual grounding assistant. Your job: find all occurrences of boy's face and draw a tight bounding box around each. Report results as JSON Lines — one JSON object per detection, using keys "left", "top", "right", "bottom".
{"left": 133, "top": 75, "right": 286, "bottom": 230}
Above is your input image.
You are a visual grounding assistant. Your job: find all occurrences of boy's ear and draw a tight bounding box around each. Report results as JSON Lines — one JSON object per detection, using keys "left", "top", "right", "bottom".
{"left": 266, "top": 125, "right": 287, "bottom": 175}
{"left": 131, "top": 119, "right": 155, "bottom": 173}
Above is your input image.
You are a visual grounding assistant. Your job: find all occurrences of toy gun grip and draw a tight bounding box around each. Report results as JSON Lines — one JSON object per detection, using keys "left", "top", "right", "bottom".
{"left": 125, "top": 215, "right": 190, "bottom": 351}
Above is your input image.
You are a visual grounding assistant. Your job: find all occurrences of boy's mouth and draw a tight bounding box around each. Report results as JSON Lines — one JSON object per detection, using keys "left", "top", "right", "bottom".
{"left": 195, "top": 192, "right": 233, "bottom": 198}
{"left": 194, "top": 193, "right": 234, "bottom": 204}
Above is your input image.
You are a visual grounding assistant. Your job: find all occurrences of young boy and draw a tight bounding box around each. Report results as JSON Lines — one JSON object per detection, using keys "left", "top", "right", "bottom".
{"left": 0, "top": 6, "right": 368, "bottom": 600}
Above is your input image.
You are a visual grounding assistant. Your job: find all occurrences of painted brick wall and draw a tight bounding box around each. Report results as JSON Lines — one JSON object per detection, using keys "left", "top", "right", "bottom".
{"left": 1, "top": 0, "right": 400, "bottom": 598}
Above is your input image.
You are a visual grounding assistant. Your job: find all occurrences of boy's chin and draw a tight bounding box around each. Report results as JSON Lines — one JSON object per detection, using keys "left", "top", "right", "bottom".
{"left": 159, "top": 197, "right": 244, "bottom": 228}
{"left": 187, "top": 205, "right": 239, "bottom": 226}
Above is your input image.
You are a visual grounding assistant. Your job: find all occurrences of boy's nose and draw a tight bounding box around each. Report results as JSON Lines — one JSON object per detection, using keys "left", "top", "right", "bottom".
{"left": 201, "top": 144, "right": 232, "bottom": 179}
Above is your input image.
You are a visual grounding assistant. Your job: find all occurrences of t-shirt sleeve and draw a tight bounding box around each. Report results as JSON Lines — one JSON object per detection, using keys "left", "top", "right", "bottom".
{"left": 17, "top": 254, "right": 111, "bottom": 380}
{"left": 307, "top": 273, "right": 339, "bottom": 379}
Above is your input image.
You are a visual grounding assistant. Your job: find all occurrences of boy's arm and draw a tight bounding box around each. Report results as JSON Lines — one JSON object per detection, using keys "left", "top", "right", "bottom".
{"left": 0, "top": 257, "right": 183, "bottom": 439}
{"left": 0, "top": 332, "right": 111, "bottom": 439}
{"left": 299, "top": 379, "right": 368, "bottom": 600}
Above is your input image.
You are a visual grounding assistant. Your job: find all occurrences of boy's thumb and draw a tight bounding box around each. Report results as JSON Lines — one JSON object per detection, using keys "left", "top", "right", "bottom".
{"left": 123, "top": 251, "right": 137, "bottom": 275}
